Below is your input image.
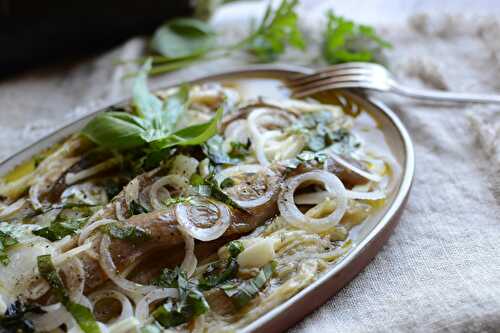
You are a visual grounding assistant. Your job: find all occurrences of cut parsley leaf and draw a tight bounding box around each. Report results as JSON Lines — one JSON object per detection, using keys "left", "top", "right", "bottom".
{"left": 323, "top": 10, "right": 391, "bottom": 65}
{"left": 244, "top": 0, "right": 305, "bottom": 62}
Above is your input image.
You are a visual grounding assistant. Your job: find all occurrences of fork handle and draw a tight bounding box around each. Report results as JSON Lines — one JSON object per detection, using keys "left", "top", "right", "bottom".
{"left": 391, "top": 84, "right": 500, "bottom": 104}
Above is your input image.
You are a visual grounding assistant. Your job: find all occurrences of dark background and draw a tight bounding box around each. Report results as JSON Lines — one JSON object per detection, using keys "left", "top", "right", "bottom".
{"left": 0, "top": 0, "right": 194, "bottom": 76}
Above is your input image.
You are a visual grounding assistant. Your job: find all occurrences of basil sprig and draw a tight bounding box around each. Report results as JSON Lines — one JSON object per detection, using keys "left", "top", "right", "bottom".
{"left": 37, "top": 255, "right": 101, "bottom": 333}
{"left": 82, "top": 59, "right": 222, "bottom": 152}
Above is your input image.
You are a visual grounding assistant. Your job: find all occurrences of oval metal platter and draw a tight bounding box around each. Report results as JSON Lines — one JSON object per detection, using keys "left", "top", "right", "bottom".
{"left": 0, "top": 64, "right": 414, "bottom": 333}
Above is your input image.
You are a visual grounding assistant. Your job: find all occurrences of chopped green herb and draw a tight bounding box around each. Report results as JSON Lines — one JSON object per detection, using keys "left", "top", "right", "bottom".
{"left": 323, "top": 10, "right": 391, "bottom": 65}
{"left": 193, "top": 176, "right": 245, "bottom": 211}
{"left": 103, "top": 179, "right": 122, "bottom": 200}
{"left": 151, "top": 268, "right": 209, "bottom": 328}
{"left": 202, "top": 135, "right": 240, "bottom": 165}
{"left": 199, "top": 240, "right": 243, "bottom": 291}
{"left": 219, "top": 177, "right": 235, "bottom": 189}
{"left": 37, "top": 255, "right": 101, "bottom": 333}
{"left": 228, "top": 240, "right": 244, "bottom": 258}
{"left": 128, "top": 200, "right": 149, "bottom": 216}
{"left": 228, "top": 140, "right": 251, "bottom": 160}
{"left": 32, "top": 218, "right": 87, "bottom": 242}
{"left": 221, "top": 261, "right": 276, "bottom": 309}
{"left": 0, "top": 230, "right": 18, "bottom": 266}
{"left": 163, "top": 196, "right": 192, "bottom": 208}
{"left": 244, "top": 0, "right": 305, "bottom": 62}
{"left": 100, "top": 222, "right": 151, "bottom": 242}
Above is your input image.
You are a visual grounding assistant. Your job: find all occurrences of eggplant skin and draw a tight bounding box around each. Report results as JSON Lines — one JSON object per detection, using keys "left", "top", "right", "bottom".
{"left": 0, "top": 0, "right": 194, "bottom": 76}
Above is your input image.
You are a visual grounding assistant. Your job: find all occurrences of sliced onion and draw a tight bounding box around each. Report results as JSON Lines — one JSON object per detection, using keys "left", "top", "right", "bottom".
{"left": 0, "top": 198, "right": 26, "bottom": 219}
{"left": 54, "top": 242, "right": 93, "bottom": 265}
{"left": 135, "top": 288, "right": 178, "bottom": 324}
{"left": 65, "top": 157, "right": 122, "bottom": 185}
{"left": 60, "top": 258, "right": 85, "bottom": 302}
{"left": 247, "top": 107, "right": 296, "bottom": 166}
{"left": 89, "top": 289, "right": 134, "bottom": 324}
{"left": 178, "top": 226, "right": 197, "bottom": 277}
{"left": 114, "top": 201, "right": 127, "bottom": 221}
{"left": 30, "top": 303, "right": 72, "bottom": 332}
{"left": 175, "top": 197, "right": 231, "bottom": 241}
{"left": 214, "top": 164, "right": 277, "bottom": 209}
{"left": 79, "top": 219, "right": 115, "bottom": 245}
{"left": 278, "top": 170, "right": 348, "bottom": 233}
{"left": 99, "top": 234, "right": 157, "bottom": 295}
{"left": 295, "top": 189, "right": 386, "bottom": 205}
{"left": 324, "top": 150, "right": 383, "bottom": 182}
{"left": 149, "top": 175, "right": 189, "bottom": 211}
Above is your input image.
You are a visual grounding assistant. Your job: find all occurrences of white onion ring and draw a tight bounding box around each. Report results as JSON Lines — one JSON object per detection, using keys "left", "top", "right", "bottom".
{"left": 178, "top": 226, "right": 197, "bottom": 277}
{"left": 30, "top": 303, "right": 72, "bottom": 332}
{"left": 175, "top": 198, "right": 231, "bottom": 241}
{"left": 324, "top": 150, "right": 383, "bottom": 182}
{"left": 247, "top": 107, "right": 296, "bottom": 166}
{"left": 0, "top": 198, "right": 26, "bottom": 219}
{"left": 88, "top": 289, "right": 134, "bottom": 324}
{"left": 135, "top": 288, "right": 178, "bottom": 324}
{"left": 278, "top": 170, "right": 348, "bottom": 233}
{"left": 99, "top": 234, "right": 157, "bottom": 295}
{"left": 149, "top": 175, "right": 189, "bottom": 211}
{"left": 60, "top": 257, "right": 86, "bottom": 303}
{"left": 79, "top": 219, "right": 115, "bottom": 245}
{"left": 295, "top": 189, "right": 386, "bottom": 205}
{"left": 214, "top": 164, "right": 277, "bottom": 209}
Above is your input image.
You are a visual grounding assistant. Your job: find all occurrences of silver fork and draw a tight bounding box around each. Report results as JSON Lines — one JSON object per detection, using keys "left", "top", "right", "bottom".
{"left": 287, "top": 62, "right": 500, "bottom": 103}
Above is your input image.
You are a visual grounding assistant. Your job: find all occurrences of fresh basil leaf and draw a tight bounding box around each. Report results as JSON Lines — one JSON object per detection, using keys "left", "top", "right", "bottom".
{"left": 151, "top": 267, "right": 209, "bottom": 328}
{"left": 151, "top": 18, "right": 215, "bottom": 60}
{"left": 156, "top": 106, "right": 223, "bottom": 149}
{"left": 221, "top": 261, "right": 275, "bottom": 308}
{"left": 133, "top": 58, "right": 163, "bottom": 120}
{"left": 160, "top": 85, "right": 190, "bottom": 133}
{"left": 228, "top": 140, "right": 251, "bottom": 160}
{"left": 245, "top": 0, "right": 305, "bottom": 62}
{"left": 202, "top": 135, "right": 240, "bottom": 165}
{"left": 65, "top": 302, "right": 101, "bottom": 333}
{"left": 0, "top": 230, "right": 18, "bottom": 266}
{"left": 198, "top": 241, "right": 243, "bottom": 291}
{"left": 323, "top": 10, "right": 391, "bottom": 65}
{"left": 37, "top": 255, "right": 101, "bottom": 333}
{"left": 37, "top": 254, "right": 69, "bottom": 301}
{"left": 32, "top": 218, "right": 87, "bottom": 242}
{"left": 101, "top": 222, "right": 151, "bottom": 242}
{"left": 82, "top": 111, "right": 148, "bottom": 150}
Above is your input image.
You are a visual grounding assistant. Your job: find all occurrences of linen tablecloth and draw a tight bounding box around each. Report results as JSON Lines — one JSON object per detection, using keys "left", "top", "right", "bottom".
{"left": 1, "top": 1, "right": 499, "bottom": 332}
